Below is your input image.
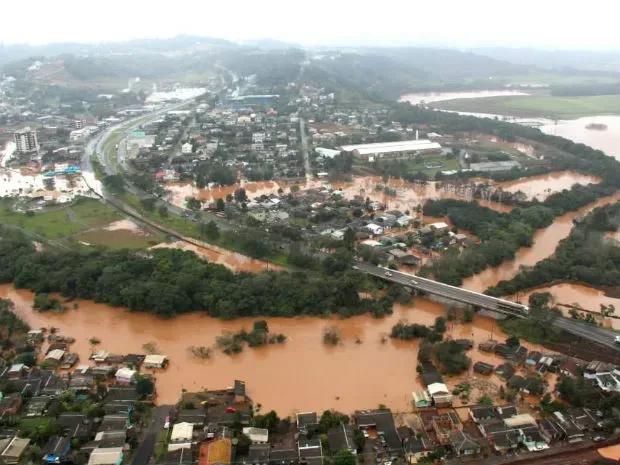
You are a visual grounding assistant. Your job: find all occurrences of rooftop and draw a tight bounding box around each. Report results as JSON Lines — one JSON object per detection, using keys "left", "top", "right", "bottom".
{"left": 341, "top": 140, "right": 441, "bottom": 155}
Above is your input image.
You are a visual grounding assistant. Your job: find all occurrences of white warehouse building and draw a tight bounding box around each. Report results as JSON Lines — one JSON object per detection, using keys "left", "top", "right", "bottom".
{"left": 341, "top": 140, "right": 441, "bottom": 162}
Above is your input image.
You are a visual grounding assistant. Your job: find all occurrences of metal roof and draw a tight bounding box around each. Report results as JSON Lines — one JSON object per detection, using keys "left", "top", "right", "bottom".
{"left": 341, "top": 140, "right": 441, "bottom": 155}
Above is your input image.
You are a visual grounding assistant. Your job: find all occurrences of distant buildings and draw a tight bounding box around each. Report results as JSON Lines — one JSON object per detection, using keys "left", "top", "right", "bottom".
{"left": 341, "top": 140, "right": 442, "bottom": 162}
{"left": 13, "top": 127, "right": 39, "bottom": 153}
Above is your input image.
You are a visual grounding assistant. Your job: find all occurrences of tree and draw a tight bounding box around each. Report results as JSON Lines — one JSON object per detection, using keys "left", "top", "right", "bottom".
{"left": 477, "top": 395, "right": 493, "bottom": 405}
{"left": 201, "top": 221, "right": 220, "bottom": 240}
{"left": 103, "top": 174, "right": 125, "bottom": 192}
{"left": 186, "top": 197, "right": 202, "bottom": 211}
{"left": 216, "top": 198, "right": 225, "bottom": 212}
{"left": 354, "top": 428, "right": 366, "bottom": 452}
{"left": 333, "top": 450, "right": 356, "bottom": 465}
{"left": 158, "top": 205, "right": 169, "bottom": 217}
{"left": 135, "top": 376, "right": 154, "bottom": 398}
{"left": 343, "top": 228, "right": 355, "bottom": 251}
{"left": 434, "top": 317, "right": 446, "bottom": 334}
{"left": 226, "top": 194, "right": 233, "bottom": 203}
{"left": 506, "top": 336, "right": 520, "bottom": 349}
{"left": 140, "top": 197, "right": 156, "bottom": 212}
{"left": 236, "top": 433, "right": 252, "bottom": 456}
{"left": 234, "top": 188, "right": 247, "bottom": 202}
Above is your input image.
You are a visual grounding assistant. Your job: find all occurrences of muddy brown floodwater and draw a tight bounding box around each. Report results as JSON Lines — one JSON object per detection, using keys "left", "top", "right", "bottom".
{"left": 0, "top": 284, "right": 549, "bottom": 416}
{"left": 495, "top": 171, "right": 601, "bottom": 201}
{"left": 462, "top": 191, "right": 620, "bottom": 293}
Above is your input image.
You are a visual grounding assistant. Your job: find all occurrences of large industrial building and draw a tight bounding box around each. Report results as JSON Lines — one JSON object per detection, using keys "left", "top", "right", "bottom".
{"left": 340, "top": 140, "right": 442, "bottom": 161}
{"left": 13, "top": 127, "right": 39, "bottom": 153}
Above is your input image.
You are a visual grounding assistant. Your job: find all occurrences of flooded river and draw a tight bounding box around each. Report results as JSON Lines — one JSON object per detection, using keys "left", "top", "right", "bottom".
{"left": 399, "top": 90, "right": 529, "bottom": 105}
{"left": 496, "top": 171, "right": 601, "bottom": 201}
{"left": 1, "top": 284, "right": 527, "bottom": 415}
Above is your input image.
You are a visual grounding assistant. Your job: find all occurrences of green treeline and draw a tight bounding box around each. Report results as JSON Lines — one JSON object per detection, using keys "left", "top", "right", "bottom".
{"left": 420, "top": 199, "right": 555, "bottom": 285}
{"left": 551, "top": 83, "right": 620, "bottom": 97}
{"left": 0, "top": 228, "right": 393, "bottom": 319}
{"left": 487, "top": 203, "right": 620, "bottom": 296}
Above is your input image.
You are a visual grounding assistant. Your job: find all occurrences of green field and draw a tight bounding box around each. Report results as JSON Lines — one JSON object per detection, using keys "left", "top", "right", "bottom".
{"left": 70, "top": 198, "right": 123, "bottom": 227}
{"left": 406, "top": 155, "right": 460, "bottom": 176}
{"left": 0, "top": 205, "right": 84, "bottom": 238}
{"left": 434, "top": 94, "right": 620, "bottom": 119}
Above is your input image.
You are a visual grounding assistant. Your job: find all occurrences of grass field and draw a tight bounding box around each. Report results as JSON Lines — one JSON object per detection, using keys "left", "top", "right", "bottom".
{"left": 0, "top": 205, "right": 84, "bottom": 238}
{"left": 70, "top": 198, "right": 122, "bottom": 227}
{"left": 406, "top": 155, "right": 461, "bottom": 176}
{"left": 434, "top": 94, "right": 620, "bottom": 119}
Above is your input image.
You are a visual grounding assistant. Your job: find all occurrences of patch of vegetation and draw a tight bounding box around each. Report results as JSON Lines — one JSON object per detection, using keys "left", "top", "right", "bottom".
{"left": 0, "top": 201, "right": 83, "bottom": 238}
{"left": 33, "top": 293, "right": 64, "bottom": 312}
{"left": 323, "top": 326, "right": 342, "bottom": 346}
{"left": 69, "top": 198, "right": 123, "bottom": 227}
{"left": 216, "top": 321, "right": 286, "bottom": 355}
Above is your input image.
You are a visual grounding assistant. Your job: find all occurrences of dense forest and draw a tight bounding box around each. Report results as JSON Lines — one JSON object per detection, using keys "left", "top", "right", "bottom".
{"left": 0, "top": 228, "right": 394, "bottom": 319}
{"left": 487, "top": 203, "right": 620, "bottom": 296}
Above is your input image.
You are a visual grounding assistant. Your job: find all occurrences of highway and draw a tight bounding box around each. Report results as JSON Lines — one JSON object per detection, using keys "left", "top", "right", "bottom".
{"left": 355, "top": 263, "right": 620, "bottom": 350}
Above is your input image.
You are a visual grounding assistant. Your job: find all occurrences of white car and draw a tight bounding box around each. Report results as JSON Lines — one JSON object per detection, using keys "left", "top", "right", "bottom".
{"left": 615, "top": 336, "right": 620, "bottom": 344}
{"left": 385, "top": 271, "right": 393, "bottom": 277}
{"left": 362, "top": 430, "right": 369, "bottom": 438}
{"left": 411, "top": 280, "right": 418, "bottom": 285}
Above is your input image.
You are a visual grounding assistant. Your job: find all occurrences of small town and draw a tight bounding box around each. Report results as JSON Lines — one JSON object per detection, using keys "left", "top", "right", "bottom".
{"left": 3, "top": 7, "right": 620, "bottom": 465}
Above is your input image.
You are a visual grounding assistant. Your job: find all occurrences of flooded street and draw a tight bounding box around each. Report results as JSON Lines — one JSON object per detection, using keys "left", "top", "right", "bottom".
{"left": 1, "top": 284, "right": 541, "bottom": 415}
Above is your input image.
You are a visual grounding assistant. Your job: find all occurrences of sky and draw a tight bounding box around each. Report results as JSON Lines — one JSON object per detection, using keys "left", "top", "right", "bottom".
{"left": 2, "top": 0, "right": 620, "bottom": 49}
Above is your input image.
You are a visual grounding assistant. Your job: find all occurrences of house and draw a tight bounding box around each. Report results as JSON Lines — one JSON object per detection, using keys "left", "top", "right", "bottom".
{"left": 298, "top": 438, "right": 323, "bottom": 465}
{"left": 403, "top": 436, "right": 430, "bottom": 464}
{"left": 60, "top": 353, "right": 79, "bottom": 369}
{"left": 242, "top": 427, "right": 268, "bottom": 444}
{"left": 102, "top": 386, "right": 139, "bottom": 414}
{"left": 26, "top": 395, "right": 51, "bottom": 416}
{"left": 495, "top": 405, "right": 518, "bottom": 420}
{"left": 420, "top": 371, "right": 444, "bottom": 387}
{"left": 354, "top": 409, "right": 402, "bottom": 457}
{"left": 87, "top": 447, "right": 124, "bottom": 465}
{"left": 387, "top": 249, "right": 420, "bottom": 266}
{"left": 327, "top": 424, "right": 356, "bottom": 455}
{"left": 504, "top": 414, "right": 536, "bottom": 428}
{"left": 99, "top": 413, "right": 129, "bottom": 433}
{"left": 449, "top": 430, "right": 481, "bottom": 457}
{"left": 181, "top": 142, "right": 193, "bottom": 154}
{"left": 43, "top": 435, "right": 71, "bottom": 463}
{"left": 365, "top": 223, "right": 383, "bottom": 236}
{"left": 427, "top": 382, "right": 453, "bottom": 407}
{"left": 26, "top": 328, "right": 44, "bottom": 343}
{"left": 0, "top": 437, "right": 30, "bottom": 465}
{"left": 68, "top": 375, "right": 95, "bottom": 392}
{"left": 296, "top": 412, "right": 318, "bottom": 433}
{"left": 552, "top": 411, "right": 585, "bottom": 442}
{"left": 0, "top": 393, "right": 22, "bottom": 415}
{"left": 519, "top": 425, "right": 549, "bottom": 452}
{"left": 58, "top": 413, "right": 90, "bottom": 439}
{"left": 164, "top": 447, "right": 194, "bottom": 465}
{"left": 45, "top": 349, "right": 65, "bottom": 364}
{"left": 115, "top": 368, "right": 136, "bottom": 384}
{"left": 177, "top": 409, "right": 206, "bottom": 426}
{"left": 168, "top": 422, "right": 194, "bottom": 451}
{"left": 91, "top": 366, "right": 116, "bottom": 378}
{"left": 199, "top": 438, "right": 232, "bottom": 465}
{"left": 429, "top": 222, "right": 449, "bottom": 234}
{"left": 123, "top": 354, "right": 145, "bottom": 367}
{"left": 234, "top": 380, "right": 246, "bottom": 402}
{"left": 539, "top": 419, "right": 563, "bottom": 443}
{"left": 268, "top": 446, "right": 298, "bottom": 465}
{"left": 91, "top": 350, "right": 109, "bottom": 363}
{"left": 246, "top": 444, "right": 270, "bottom": 465}
{"left": 486, "top": 425, "right": 520, "bottom": 454}
{"left": 97, "top": 431, "right": 127, "bottom": 449}
{"left": 560, "top": 359, "right": 580, "bottom": 378}
{"left": 473, "top": 361, "right": 494, "bottom": 375}
{"left": 7, "top": 363, "right": 27, "bottom": 378}
{"left": 412, "top": 391, "right": 431, "bottom": 408}
{"left": 144, "top": 354, "right": 168, "bottom": 369}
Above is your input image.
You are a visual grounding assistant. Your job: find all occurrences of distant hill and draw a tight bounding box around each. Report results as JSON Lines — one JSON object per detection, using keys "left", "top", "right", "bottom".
{"left": 473, "top": 47, "right": 620, "bottom": 73}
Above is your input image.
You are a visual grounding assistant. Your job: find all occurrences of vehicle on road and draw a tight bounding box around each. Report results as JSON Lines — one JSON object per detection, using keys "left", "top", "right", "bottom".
{"left": 411, "top": 280, "right": 417, "bottom": 285}
{"left": 385, "top": 271, "right": 393, "bottom": 277}
{"left": 164, "top": 416, "right": 170, "bottom": 429}
{"left": 353, "top": 266, "right": 359, "bottom": 270}
{"left": 615, "top": 336, "right": 620, "bottom": 344}
{"left": 363, "top": 430, "right": 369, "bottom": 438}
{"left": 593, "top": 436, "right": 606, "bottom": 443}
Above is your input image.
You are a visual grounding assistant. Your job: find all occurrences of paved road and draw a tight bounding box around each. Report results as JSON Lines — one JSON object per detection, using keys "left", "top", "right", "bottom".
{"left": 299, "top": 118, "right": 312, "bottom": 184}
{"left": 355, "top": 262, "right": 620, "bottom": 350}
{"left": 355, "top": 263, "right": 529, "bottom": 315}
{"left": 132, "top": 404, "right": 171, "bottom": 465}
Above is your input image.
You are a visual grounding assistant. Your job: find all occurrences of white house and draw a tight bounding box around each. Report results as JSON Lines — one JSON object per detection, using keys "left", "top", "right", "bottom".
{"left": 429, "top": 222, "right": 449, "bottom": 232}
{"left": 242, "top": 427, "right": 269, "bottom": 444}
{"left": 365, "top": 223, "right": 384, "bottom": 236}
{"left": 427, "top": 382, "right": 453, "bottom": 407}
{"left": 144, "top": 355, "right": 168, "bottom": 369}
{"left": 252, "top": 133, "right": 265, "bottom": 143}
{"left": 181, "top": 143, "right": 193, "bottom": 154}
{"left": 168, "top": 422, "right": 194, "bottom": 451}
{"left": 115, "top": 368, "right": 136, "bottom": 384}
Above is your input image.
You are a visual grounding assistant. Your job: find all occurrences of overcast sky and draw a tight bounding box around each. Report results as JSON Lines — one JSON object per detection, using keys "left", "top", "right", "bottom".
{"left": 2, "top": 0, "right": 619, "bottom": 49}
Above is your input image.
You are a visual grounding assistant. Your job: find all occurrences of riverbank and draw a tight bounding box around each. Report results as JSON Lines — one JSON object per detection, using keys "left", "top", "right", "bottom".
{"left": 432, "top": 94, "right": 620, "bottom": 119}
